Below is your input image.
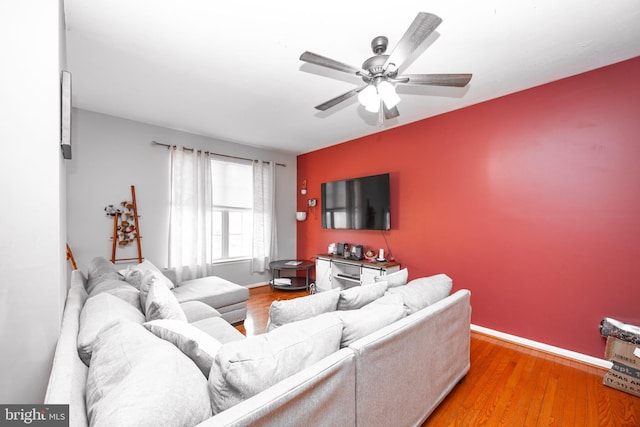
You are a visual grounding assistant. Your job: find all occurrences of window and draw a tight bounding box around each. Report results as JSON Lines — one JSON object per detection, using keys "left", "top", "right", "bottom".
{"left": 211, "top": 159, "right": 253, "bottom": 260}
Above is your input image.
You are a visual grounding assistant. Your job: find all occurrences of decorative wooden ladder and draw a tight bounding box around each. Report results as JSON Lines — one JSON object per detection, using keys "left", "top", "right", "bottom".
{"left": 110, "top": 185, "right": 143, "bottom": 264}
{"left": 66, "top": 243, "right": 77, "bottom": 270}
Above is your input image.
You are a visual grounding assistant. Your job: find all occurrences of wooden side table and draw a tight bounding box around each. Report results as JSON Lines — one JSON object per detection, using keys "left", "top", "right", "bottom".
{"left": 269, "top": 259, "right": 315, "bottom": 291}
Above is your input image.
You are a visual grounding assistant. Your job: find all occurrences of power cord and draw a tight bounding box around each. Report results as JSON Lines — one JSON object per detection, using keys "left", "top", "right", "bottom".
{"left": 381, "top": 230, "right": 394, "bottom": 261}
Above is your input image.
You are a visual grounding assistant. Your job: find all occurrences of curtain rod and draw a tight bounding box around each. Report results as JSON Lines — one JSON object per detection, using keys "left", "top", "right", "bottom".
{"left": 151, "top": 141, "right": 286, "bottom": 167}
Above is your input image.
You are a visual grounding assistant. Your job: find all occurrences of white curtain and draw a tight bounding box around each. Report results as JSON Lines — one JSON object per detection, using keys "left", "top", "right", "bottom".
{"left": 168, "top": 146, "right": 212, "bottom": 281}
{"left": 252, "top": 160, "right": 277, "bottom": 272}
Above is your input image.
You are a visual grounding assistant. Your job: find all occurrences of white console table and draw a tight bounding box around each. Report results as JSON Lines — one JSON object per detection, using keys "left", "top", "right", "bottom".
{"left": 315, "top": 254, "right": 400, "bottom": 292}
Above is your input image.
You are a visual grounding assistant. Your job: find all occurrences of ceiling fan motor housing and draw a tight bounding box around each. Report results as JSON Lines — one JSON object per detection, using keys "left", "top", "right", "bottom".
{"left": 362, "top": 54, "right": 389, "bottom": 78}
{"left": 371, "top": 35, "right": 389, "bottom": 54}
{"left": 361, "top": 36, "right": 395, "bottom": 80}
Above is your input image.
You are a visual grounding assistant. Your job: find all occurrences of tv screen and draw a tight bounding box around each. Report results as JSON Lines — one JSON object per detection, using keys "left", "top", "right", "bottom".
{"left": 321, "top": 173, "right": 390, "bottom": 230}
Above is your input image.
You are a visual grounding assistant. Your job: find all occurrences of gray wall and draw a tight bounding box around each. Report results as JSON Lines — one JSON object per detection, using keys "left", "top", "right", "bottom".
{"left": 66, "top": 108, "right": 297, "bottom": 286}
{"left": 0, "top": 0, "right": 66, "bottom": 403}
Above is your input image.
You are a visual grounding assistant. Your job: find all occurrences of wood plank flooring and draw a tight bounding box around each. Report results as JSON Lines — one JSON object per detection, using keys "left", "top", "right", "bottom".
{"left": 237, "top": 285, "right": 640, "bottom": 426}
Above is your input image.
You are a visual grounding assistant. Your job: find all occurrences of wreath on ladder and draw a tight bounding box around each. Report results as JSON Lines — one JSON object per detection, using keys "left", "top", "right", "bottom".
{"left": 104, "top": 201, "right": 137, "bottom": 246}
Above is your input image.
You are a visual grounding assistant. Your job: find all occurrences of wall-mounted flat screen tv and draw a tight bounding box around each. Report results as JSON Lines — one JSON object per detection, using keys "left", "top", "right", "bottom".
{"left": 321, "top": 173, "right": 390, "bottom": 230}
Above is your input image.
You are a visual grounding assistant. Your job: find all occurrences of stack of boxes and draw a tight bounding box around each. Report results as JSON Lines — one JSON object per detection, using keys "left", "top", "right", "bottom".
{"left": 600, "top": 318, "right": 640, "bottom": 397}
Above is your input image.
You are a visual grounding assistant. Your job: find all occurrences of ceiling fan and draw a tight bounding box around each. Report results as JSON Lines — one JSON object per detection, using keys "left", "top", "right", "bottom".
{"left": 300, "top": 12, "right": 472, "bottom": 120}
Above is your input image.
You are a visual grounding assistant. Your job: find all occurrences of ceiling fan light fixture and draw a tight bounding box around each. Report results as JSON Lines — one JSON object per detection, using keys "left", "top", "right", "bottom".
{"left": 365, "top": 98, "right": 381, "bottom": 113}
{"left": 358, "top": 84, "right": 380, "bottom": 112}
{"left": 377, "top": 80, "right": 400, "bottom": 109}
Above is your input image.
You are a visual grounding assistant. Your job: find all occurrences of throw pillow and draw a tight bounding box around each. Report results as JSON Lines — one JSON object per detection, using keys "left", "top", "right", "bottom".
{"left": 140, "top": 259, "right": 175, "bottom": 289}
{"left": 127, "top": 259, "right": 175, "bottom": 290}
{"left": 374, "top": 268, "right": 408, "bottom": 288}
{"left": 266, "top": 289, "right": 340, "bottom": 332}
{"left": 387, "top": 273, "right": 453, "bottom": 315}
{"left": 86, "top": 257, "right": 122, "bottom": 294}
{"left": 209, "top": 312, "right": 343, "bottom": 413}
{"left": 77, "top": 292, "right": 145, "bottom": 366}
{"left": 144, "top": 282, "right": 187, "bottom": 322}
{"left": 144, "top": 319, "right": 222, "bottom": 377}
{"left": 120, "top": 266, "right": 145, "bottom": 290}
{"left": 337, "top": 280, "right": 388, "bottom": 310}
{"left": 86, "top": 320, "right": 212, "bottom": 427}
{"left": 138, "top": 270, "right": 154, "bottom": 309}
{"left": 88, "top": 278, "right": 141, "bottom": 311}
{"left": 333, "top": 293, "right": 406, "bottom": 347}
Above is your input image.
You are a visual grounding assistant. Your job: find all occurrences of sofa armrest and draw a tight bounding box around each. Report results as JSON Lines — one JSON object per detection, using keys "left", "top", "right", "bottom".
{"left": 45, "top": 270, "right": 90, "bottom": 427}
{"left": 160, "top": 267, "right": 178, "bottom": 287}
{"left": 348, "top": 289, "right": 471, "bottom": 427}
{"left": 196, "top": 348, "right": 356, "bottom": 427}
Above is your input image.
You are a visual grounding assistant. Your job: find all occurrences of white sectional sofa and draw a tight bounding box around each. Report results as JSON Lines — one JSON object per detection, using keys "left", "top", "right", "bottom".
{"left": 45, "top": 263, "right": 471, "bottom": 427}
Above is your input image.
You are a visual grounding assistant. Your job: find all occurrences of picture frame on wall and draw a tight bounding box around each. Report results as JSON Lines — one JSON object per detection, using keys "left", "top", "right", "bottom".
{"left": 61, "top": 70, "right": 72, "bottom": 159}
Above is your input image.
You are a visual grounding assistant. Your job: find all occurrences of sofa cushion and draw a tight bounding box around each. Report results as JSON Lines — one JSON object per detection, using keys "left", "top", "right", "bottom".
{"left": 334, "top": 293, "right": 406, "bottom": 347}
{"left": 191, "top": 317, "right": 246, "bottom": 344}
{"left": 208, "top": 312, "right": 343, "bottom": 413}
{"left": 374, "top": 268, "right": 408, "bottom": 288}
{"left": 77, "top": 293, "right": 145, "bottom": 366}
{"left": 215, "top": 302, "right": 248, "bottom": 326}
{"left": 180, "top": 300, "right": 222, "bottom": 323}
{"left": 144, "top": 282, "right": 187, "bottom": 322}
{"left": 387, "top": 273, "right": 453, "bottom": 315}
{"left": 86, "top": 257, "right": 122, "bottom": 294}
{"left": 266, "top": 289, "right": 340, "bottom": 332}
{"left": 86, "top": 320, "right": 212, "bottom": 427}
{"left": 337, "top": 281, "right": 388, "bottom": 310}
{"left": 172, "top": 276, "right": 249, "bottom": 309}
{"left": 144, "top": 319, "right": 222, "bottom": 377}
{"left": 88, "top": 278, "right": 141, "bottom": 311}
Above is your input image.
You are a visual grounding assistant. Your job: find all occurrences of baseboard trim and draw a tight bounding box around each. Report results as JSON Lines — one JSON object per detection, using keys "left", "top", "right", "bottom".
{"left": 470, "top": 324, "right": 612, "bottom": 369}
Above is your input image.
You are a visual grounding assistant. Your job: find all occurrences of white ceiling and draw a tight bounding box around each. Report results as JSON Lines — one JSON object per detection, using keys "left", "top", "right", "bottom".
{"left": 64, "top": 0, "right": 640, "bottom": 155}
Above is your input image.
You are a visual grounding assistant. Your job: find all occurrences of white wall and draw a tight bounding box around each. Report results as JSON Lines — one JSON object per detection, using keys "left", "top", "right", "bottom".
{"left": 0, "top": 0, "right": 65, "bottom": 403}
{"left": 67, "top": 109, "right": 297, "bottom": 286}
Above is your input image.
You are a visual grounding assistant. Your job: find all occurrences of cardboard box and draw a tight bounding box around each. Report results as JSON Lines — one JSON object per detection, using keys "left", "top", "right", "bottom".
{"left": 603, "top": 337, "right": 640, "bottom": 397}
{"left": 603, "top": 364, "right": 640, "bottom": 397}
{"left": 605, "top": 336, "right": 640, "bottom": 368}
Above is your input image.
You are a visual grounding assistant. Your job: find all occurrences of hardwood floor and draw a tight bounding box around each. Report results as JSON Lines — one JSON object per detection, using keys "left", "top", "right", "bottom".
{"left": 237, "top": 285, "right": 640, "bottom": 426}
{"left": 424, "top": 333, "right": 640, "bottom": 426}
{"left": 234, "top": 285, "right": 308, "bottom": 336}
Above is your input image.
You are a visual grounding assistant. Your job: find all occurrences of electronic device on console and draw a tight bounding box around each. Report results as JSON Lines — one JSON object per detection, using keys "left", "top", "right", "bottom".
{"left": 333, "top": 242, "right": 348, "bottom": 256}
{"left": 332, "top": 242, "right": 364, "bottom": 260}
{"left": 350, "top": 245, "right": 364, "bottom": 260}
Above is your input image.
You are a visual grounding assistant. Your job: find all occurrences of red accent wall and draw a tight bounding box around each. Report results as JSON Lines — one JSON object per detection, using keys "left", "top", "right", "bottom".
{"left": 297, "top": 57, "right": 640, "bottom": 358}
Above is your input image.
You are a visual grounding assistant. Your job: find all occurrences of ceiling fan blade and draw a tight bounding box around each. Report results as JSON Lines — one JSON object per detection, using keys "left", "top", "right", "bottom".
{"left": 399, "top": 73, "right": 472, "bottom": 87}
{"left": 384, "top": 12, "right": 442, "bottom": 72}
{"left": 300, "top": 51, "right": 366, "bottom": 76}
{"left": 314, "top": 86, "right": 365, "bottom": 111}
{"left": 383, "top": 104, "right": 400, "bottom": 120}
